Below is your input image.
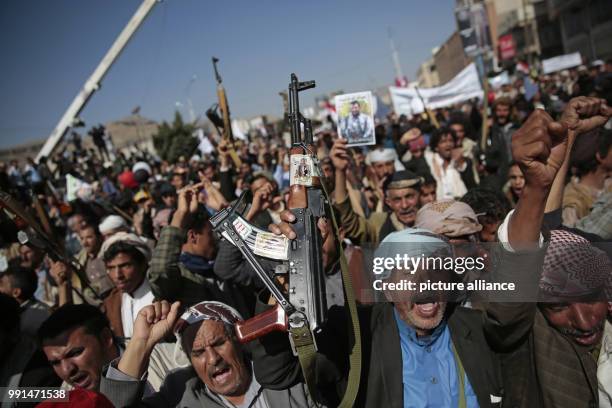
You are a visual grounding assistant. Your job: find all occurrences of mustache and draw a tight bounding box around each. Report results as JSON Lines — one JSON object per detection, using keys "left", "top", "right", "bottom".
{"left": 68, "top": 371, "right": 88, "bottom": 383}
{"left": 559, "top": 324, "right": 603, "bottom": 338}
{"left": 208, "top": 361, "right": 230, "bottom": 377}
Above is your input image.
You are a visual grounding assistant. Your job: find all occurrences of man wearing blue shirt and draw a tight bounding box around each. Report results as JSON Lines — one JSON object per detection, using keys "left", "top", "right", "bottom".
{"left": 364, "top": 228, "right": 500, "bottom": 408}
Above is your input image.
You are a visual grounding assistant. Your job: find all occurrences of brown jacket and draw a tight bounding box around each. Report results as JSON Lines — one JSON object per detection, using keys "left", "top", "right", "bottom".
{"left": 486, "top": 288, "right": 599, "bottom": 407}
{"left": 102, "top": 288, "right": 124, "bottom": 338}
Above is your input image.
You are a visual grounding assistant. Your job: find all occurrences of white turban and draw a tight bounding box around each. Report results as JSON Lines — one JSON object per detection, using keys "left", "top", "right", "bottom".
{"left": 132, "top": 161, "right": 152, "bottom": 175}
{"left": 365, "top": 148, "right": 405, "bottom": 170}
{"left": 100, "top": 232, "right": 152, "bottom": 262}
{"left": 99, "top": 215, "right": 128, "bottom": 235}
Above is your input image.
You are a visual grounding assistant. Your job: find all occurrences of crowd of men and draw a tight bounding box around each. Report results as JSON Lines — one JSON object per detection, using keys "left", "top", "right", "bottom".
{"left": 0, "top": 59, "right": 611, "bottom": 408}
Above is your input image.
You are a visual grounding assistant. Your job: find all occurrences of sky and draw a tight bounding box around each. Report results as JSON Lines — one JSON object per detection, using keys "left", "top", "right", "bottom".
{"left": 0, "top": 0, "right": 457, "bottom": 148}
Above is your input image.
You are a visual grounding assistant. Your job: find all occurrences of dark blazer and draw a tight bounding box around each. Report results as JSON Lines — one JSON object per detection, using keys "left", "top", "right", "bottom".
{"left": 357, "top": 303, "right": 503, "bottom": 408}
{"left": 255, "top": 303, "right": 504, "bottom": 408}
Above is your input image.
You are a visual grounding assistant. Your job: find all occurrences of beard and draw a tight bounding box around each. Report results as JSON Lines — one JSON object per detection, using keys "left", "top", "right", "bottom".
{"left": 397, "top": 301, "right": 447, "bottom": 334}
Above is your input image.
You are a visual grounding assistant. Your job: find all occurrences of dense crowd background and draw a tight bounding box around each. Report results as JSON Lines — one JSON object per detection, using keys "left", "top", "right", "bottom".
{"left": 0, "top": 58, "right": 611, "bottom": 408}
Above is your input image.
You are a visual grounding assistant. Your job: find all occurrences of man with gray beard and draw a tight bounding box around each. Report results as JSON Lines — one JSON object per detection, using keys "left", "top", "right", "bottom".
{"left": 357, "top": 228, "right": 504, "bottom": 407}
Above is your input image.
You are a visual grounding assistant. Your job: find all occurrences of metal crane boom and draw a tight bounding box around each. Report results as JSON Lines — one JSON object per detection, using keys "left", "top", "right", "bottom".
{"left": 36, "top": 0, "right": 158, "bottom": 162}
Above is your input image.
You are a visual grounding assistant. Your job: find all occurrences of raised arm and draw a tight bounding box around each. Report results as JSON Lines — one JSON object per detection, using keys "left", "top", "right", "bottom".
{"left": 487, "top": 98, "right": 612, "bottom": 350}
{"left": 330, "top": 138, "right": 376, "bottom": 244}
{"left": 510, "top": 98, "right": 611, "bottom": 246}
{"left": 100, "top": 301, "right": 181, "bottom": 408}
{"left": 331, "top": 138, "right": 349, "bottom": 204}
{"left": 544, "top": 97, "right": 611, "bottom": 214}
{"left": 49, "top": 259, "right": 74, "bottom": 306}
{"left": 148, "top": 185, "right": 199, "bottom": 301}
{"left": 218, "top": 139, "right": 238, "bottom": 202}
{"left": 506, "top": 109, "right": 566, "bottom": 247}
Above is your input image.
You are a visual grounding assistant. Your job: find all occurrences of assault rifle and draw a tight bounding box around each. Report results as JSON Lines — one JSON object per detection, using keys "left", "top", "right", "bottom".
{"left": 210, "top": 74, "right": 361, "bottom": 407}
{"left": 206, "top": 57, "right": 242, "bottom": 168}
{"left": 210, "top": 73, "right": 326, "bottom": 344}
{"left": 0, "top": 190, "right": 101, "bottom": 303}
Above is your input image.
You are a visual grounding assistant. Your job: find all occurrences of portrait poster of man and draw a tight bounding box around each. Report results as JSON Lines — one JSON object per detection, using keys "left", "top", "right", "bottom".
{"left": 335, "top": 91, "right": 376, "bottom": 146}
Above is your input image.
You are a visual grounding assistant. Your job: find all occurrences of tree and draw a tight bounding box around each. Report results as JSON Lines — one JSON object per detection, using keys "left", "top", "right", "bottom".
{"left": 153, "top": 111, "right": 198, "bottom": 162}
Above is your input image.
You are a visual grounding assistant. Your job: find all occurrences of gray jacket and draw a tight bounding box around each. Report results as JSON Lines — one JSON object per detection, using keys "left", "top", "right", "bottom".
{"left": 100, "top": 365, "right": 317, "bottom": 408}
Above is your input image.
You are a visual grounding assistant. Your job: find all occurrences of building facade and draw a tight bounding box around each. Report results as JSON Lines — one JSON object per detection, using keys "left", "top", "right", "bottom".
{"left": 417, "top": 56, "right": 440, "bottom": 88}
{"left": 547, "top": 0, "right": 612, "bottom": 60}
{"left": 433, "top": 31, "right": 473, "bottom": 84}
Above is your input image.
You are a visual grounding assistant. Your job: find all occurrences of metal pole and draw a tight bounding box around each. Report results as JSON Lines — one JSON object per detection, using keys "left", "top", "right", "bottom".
{"left": 186, "top": 75, "right": 197, "bottom": 123}
{"left": 388, "top": 28, "right": 406, "bottom": 85}
{"left": 585, "top": 3, "right": 597, "bottom": 60}
{"left": 36, "top": 0, "right": 159, "bottom": 162}
{"left": 521, "top": 0, "right": 531, "bottom": 64}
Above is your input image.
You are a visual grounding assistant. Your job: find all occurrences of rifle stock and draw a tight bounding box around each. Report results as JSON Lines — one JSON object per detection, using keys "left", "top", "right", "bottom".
{"left": 235, "top": 303, "right": 287, "bottom": 343}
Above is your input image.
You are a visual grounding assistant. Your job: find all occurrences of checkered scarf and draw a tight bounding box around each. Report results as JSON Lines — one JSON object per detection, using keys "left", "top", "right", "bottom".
{"left": 172, "top": 301, "right": 243, "bottom": 366}
{"left": 173, "top": 301, "right": 243, "bottom": 335}
{"left": 540, "top": 230, "right": 612, "bottom": 300}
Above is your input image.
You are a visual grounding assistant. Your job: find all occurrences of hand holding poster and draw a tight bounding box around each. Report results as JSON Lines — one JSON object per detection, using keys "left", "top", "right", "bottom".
{"left": 335, "top": 91, "right": 376, "bottom": 146}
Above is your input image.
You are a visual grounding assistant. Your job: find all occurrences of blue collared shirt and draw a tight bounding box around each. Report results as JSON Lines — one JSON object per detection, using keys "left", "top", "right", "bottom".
{"left": 393, "top": 309, "right": 479, "bottom": 407}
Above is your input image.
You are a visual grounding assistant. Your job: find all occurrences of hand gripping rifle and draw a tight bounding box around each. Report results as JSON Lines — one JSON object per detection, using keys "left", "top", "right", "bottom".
{"left": 206, "top": 57, "right": 242, "bottom": 168}
{"left": 210, "top": 74, "right": 361, "bottom": 407}
{"left": 0, "top": 190, "right": 101, "bottom": 303}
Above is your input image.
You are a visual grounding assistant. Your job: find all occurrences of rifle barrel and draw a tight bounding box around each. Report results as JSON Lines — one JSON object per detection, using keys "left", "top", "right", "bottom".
{"left": 288, "top": 74, "right": 316, "bottom": 146}
{"left": 212, "top": 57, "right": 222, "bottom": 84}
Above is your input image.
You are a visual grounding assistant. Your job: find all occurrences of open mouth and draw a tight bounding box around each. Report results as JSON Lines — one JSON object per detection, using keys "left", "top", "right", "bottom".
{"left": 413, "top": 302, "right": 440, "bottom": 318}
{"left": 573, "top": 331, "right": 601, "bottom": 346}
{"left": 211, "top": 366, "right": 232, "bottom": 385}
{"left": 399, "top": 209, "right": 415, "bottom": 218}
{"left": 70, "top": 372, "right": 91, "bottom": 389}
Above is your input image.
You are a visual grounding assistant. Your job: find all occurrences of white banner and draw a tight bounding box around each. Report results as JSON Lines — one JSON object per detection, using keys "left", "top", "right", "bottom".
{"left": 389, "top": 63, "right": 483, "bottom": 116}
{"left": 542, "top": 52, "right": 582, "bottom": 75}
{"left": 488, "top": 71, "right": 510, "bottom": 89}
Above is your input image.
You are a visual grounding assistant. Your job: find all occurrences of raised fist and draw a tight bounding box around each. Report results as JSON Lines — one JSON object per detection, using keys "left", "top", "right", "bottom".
{"left": 559, "top": 96, "right": 611, "bottom": 136}
{"left": 245, "top": 181, "right": 274, "bottom": 221}
{"left": 511, "top": 109, "right": 567, "bottom": 190}
{"left": 132, "top": 300, "right": 181, "bottom": 351}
